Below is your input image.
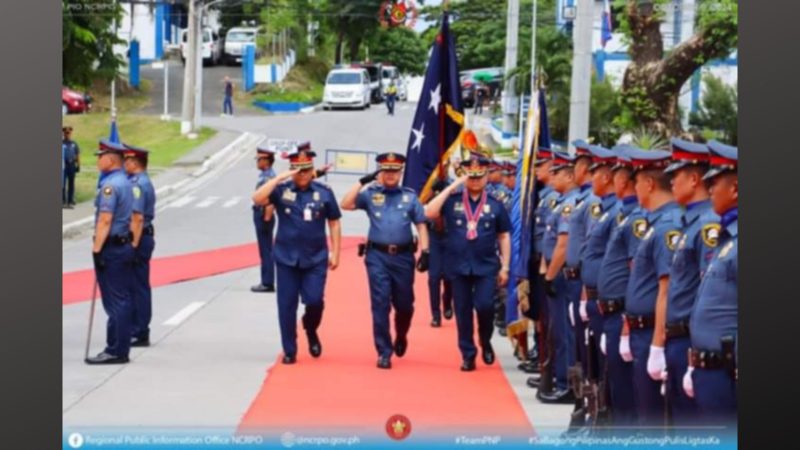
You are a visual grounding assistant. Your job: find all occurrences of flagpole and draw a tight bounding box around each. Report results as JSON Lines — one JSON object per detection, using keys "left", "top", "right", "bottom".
{"left": 531, "top": 0, "right": 538, "bottom": 90}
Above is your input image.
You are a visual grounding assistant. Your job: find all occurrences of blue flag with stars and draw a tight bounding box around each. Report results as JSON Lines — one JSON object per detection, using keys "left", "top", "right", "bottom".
{"left": 401, "top": 11, "right": 464, "bottom": 201}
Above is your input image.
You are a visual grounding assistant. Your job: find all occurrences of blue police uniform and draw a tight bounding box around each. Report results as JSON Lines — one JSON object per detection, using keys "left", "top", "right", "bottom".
{"left": 253, "top": 147, "right": 277, "bottom": 291}
{"left": 63, "top": 133, "right": 80, "bottom": 205}
{"left": 91, "top": 140, "right": 135, "bottom": 361}
{"left": 427, "top": 179, "right": 453, "bottom": 324}
{"left": 355, "top": 154, "right": 426, "bottom": 362}
{"left": 269, "top": 156, "right": 341, "bottom": 359}
{"left": 528, "top": 182, "right": 559, "bottom": 321}
{"left": 689, "top": 141, "right": 738, "bottom": 425}
{"left": 123, "top": 144, "right": 157, "bottom": 344}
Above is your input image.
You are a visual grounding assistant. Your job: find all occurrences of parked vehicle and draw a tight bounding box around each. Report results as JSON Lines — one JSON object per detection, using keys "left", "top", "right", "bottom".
{"left": 62, "top": 87, "right": 92, "bottom": 115}
{"left": 460, "top": 67, "right": 503, "bottom": 108}
{"left": 322, "top": 68, "right": 372, "bottom": 110}
{"left": 223, "top": 27, "right": 259, "bottom": 65}
{"left": 355, "top": 63, "right": 384, "bottom": 103}
{"left": 180, "top": 27, "right": 222, "bottom": 66}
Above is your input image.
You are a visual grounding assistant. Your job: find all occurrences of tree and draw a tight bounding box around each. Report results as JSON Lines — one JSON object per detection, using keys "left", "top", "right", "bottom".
{"left": 62, "top": 0, "right": 124, "bottom": 87}
{"left": 615, "top": 0, "right": 737, "bottom": 136}
{"left": 365, "top": 27, "right": 427, "bottom": 74}
{"left": 324, "top": 0, "right": 384, "bottom": 63}
{"left": 689, "top": 74, "right": 737, "bottom": 144}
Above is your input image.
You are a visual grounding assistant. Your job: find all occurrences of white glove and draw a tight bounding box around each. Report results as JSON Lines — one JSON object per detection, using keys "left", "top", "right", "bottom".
{"left": 683, "top": 367, "right": 695, "bottom": 398}
{"left": 647, "top": 346, "right": 666, "bottom": 380}
{"left": 619, "top": 335, "right": 633, "bottom": 362}
{"left": 579, "top": 300, "right": 589, "bottom": 322}
{"left": 568, "top": 302, "right": 575, "bottom": 327}
{"left": 600, "top": 333, "right": 607, "bottom": 355}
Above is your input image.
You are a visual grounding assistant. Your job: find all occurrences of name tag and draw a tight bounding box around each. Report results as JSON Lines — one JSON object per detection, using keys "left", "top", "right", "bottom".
{"left": 303, "top": 207, "right": 312, "bottom": 221}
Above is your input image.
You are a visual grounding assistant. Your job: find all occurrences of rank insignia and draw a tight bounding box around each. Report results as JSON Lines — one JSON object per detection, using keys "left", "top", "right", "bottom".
{"left": 599, "top": 212, "right": 609, "bottom": 223}
{"left": 590, "top": 203, "right": 602, "bottom": 218}
{"left": 483, "top": 204, "right": 491, "bottom": 214}
{"left": 454, "top": 202, "right": 464, "bottom": 212}
{"left": 402, "top": 194, "right": 410, "bottom": 203}
{"left": 102, "top": 186, "right": 113, "bottom": 197}
{"left": 617, "top": 213, "right": 625, "bottom": 225}
{"left": 644, "top": 228, "right": 655, "bottom": 240}
{"left": 282, "top": 189, "right": 296, "bottom": 203}
{"left": 313, "top": 191, "right": 320, "bottom": 201}
{"left": 665, "top": 230, "right": 681, "bottom": 251}
{"left": 372, "top": 193, "right": 385, "bottom": 206}
{"left": 632, "top": 219, "right": 648, "bottom": 239}
{"left": 719, "top": 241, "right": 734, "bottom": 258}
{"left": 132, "top": 186, "right": 141, "bottom": 199}
{"left": 538, "top": 199, "right": 545, "bottom": 208}
{"left": 679, "top": 234, "right": 689, "bottom": 250}
{"left": 701, "top": 223, "right": 721, "bottom": 248}
{"left": 549, "top": 198, "right": 557, "bottom": 209}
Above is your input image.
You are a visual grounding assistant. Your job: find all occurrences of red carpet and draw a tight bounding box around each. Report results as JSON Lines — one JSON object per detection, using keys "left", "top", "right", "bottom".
{"left": 238, "top": 245, "right": 534, "bottom": 437}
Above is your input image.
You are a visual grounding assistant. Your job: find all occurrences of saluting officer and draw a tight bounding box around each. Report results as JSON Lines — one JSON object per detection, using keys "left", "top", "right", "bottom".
{"left": 683, "top": 141, "right": 738, "bottom": 426}
{"left": 251, "top": 145, "right": 277, "bottom": 293}
{"left": 596, "top": 147, "right": 644, "bottom": 426}
{"left": 86, "top": 139, "right": 136, "bottom": 365}
{"left": 427, "top": 171, "right": 454, "bottom": 328}
{"left": 425, "top": 156, "right": 511, "bottom": 371}
{"left": 122, "top": 144, "right": 157, "bottom": 347}
{"left": 655, "top": 139, "right": 720, "bottom": 425}
{"left": 623, "top": 149, "right": 681, "bottom": 426}
{"left": 340, "top": 152, "right": 430, "bottom": 370}
{"left": 252, "top": 143, "right": 342, "bottom": 364}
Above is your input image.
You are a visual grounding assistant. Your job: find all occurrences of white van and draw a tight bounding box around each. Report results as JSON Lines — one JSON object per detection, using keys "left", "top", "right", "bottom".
{"left": 223, "top": 27, "right": 259, "bottom": 65}
{"left": 180, "top": 28, "right": 222, "bottom": 66}
{"left": 323, "top": 68, "right": 372, "bottom": 110}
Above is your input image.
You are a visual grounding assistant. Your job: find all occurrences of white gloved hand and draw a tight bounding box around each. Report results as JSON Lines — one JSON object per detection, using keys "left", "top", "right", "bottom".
{"left": 647, "top": 346, "right": 667, "bottom": 380}
{"left": 579, "top": 300, "right": 589, "bottom": 322}
{"left": 568, "top": 302, "right": 575, "bottom": 327}
{"left": 600, "top": 333, "right": 607, "bottom": 355}
{"left": 683, "top": 367, "right": 695, "bottom": 398}
{"left": 619, "top": 335, "right": 633, "bottom": 362}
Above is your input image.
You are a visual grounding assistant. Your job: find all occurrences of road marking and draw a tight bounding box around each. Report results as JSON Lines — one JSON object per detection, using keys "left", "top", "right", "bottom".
{"left": 223, "top": 196, "right": 242, "bottom": 208}
{"left": 195, "top": 196, "right": 221, "bottom": 208}
{"left": 166, "top": 196, "right": 196, "bottom": 208}
{"left": 163, "top": 301, "right": 206, "bottom": 326}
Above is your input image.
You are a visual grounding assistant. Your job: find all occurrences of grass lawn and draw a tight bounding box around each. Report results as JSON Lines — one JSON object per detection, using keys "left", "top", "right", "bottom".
{"left": 62, "top": 114, "right": 215, "bottom": 203}
{"left": 249, "top": 57, "right": 330, "bottom": 105}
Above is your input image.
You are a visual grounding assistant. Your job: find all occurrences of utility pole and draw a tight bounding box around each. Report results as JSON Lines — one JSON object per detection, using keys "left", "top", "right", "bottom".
{"left": 194, "top": 4, "right": 204, "bottom": 131}
{"left": 181, "top": 0, "right": 198, "bottom": 135}
{"left": 567, "top": 0, "right": 594, "bottom": 151}
{"left": 111, "top": 0, "right": 118, "bottom": 118}
{"left": 502, "top": 0, "right": 520, "bottom": 136}
{"left": 530, "top": 0, "right": 538, "bottom": 90}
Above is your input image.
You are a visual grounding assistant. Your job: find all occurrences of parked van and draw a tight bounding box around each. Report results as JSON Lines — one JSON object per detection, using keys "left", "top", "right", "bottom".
{"left": 323, "top": 68, "right": 372, "bottom": 110}
{"left": 180, "top": 27, "right": 222, "bottom": 66}
{"left": 223, "top": 27, "right": 259, "bottom": 65}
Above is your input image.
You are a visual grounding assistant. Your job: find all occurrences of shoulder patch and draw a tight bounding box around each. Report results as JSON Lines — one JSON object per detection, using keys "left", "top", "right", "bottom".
{"left": 665, "top": 230, "right": 681, "bottom": 251}
{"left": 701, "top": 223, "right": 721, "bottom": 248}
{"left": 590, "top": 203, "right": 602, "bottom": 219}
{"left": 102, "top": 186, "right": 113, "bottom": 197}
{"left": 562, "top": 205, "right": 573, "bottom": 217}
{"left": 632, "top": 219, "right": 648, "bottom": 239}
{"left": 132, "top": 186, "right": 142, "bottom": 199}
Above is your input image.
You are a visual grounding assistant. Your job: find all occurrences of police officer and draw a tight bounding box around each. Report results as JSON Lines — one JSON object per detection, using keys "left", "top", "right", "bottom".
{"left": 252, "top": 143, "right": 342, "bottom": 364}
{"left": 427, "top": 170, "right": 454, "bottom": 328}
{"left": 341, "top": 153, "right": 429, "bottom": 369}
{"left": 502, "top": 162, "right": 517, "bottom": 192}
{"left": 596, "top": 147, "right": 643, "bottom": 426}
{"left": 425, "top": 156, "right": 511, "bottom": 371}
{"left": 654, "top": 139, "right": 720, "bottom": 425}
{"left": 123, "top": 144, "right": 157, "bottom": 347}
{"left": 487, "top": 161, "right": 511, "bottom": 330}
{"left": 252, "top": 145, "right": 277, "bottom": 293}
{"left": 63, "top": 126, "right": 81, "bottom": 208}
{"left": 85, "top": 139, "right": 136, "bottom": 365}
{"left": 623, "top": 149, "right": 681, "bottom": 426}
{"left": 683, "top": 141, "right": 738, "bottom": 426}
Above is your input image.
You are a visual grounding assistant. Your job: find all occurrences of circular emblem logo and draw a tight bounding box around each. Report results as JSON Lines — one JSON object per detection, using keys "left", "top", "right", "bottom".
{"left": 385, "top": 414, "right": 412, "bottom": 440}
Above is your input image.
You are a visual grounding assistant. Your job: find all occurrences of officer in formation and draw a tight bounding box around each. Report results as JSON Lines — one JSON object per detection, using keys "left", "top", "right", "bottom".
{"left": 86, "top": 140, "right": 136, "bottom": 365}
{"left": 426, "top": 169, "right": 454, "bottom": 328}
{"left": 502, "top": 162, "right": 517, "bottom": 192}
{"left": 486, "top": 160, "right": 512, "bottom": 331}
{"left": 656, "top": 139, "right": 720, "bottom": 425}
{"left": 123, "top": 144, "right": 157, "bottom": 348}
{"left": 251, "top": 143, "right": 342, "bottom": 364}
{"left": 251, "top": 145, "right": 277, "bottom": 293}
{"left": 425, "top": 156, "right": 511, "bottom": 371}
{"left": 340, "top": 152, "right": 430, "bottom": 370}
{"left": 62, "top": 125, "right": 81, "bottom": 208}
{"left": 684, "top": 141, "right": 738, "bottom": 426}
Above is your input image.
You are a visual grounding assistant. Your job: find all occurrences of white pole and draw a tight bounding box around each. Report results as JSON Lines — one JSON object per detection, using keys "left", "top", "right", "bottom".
{"left": 162, "top": 56, "right": 169, "bottom": 120}
{"left": 181, "top": 0, "right": 197, "bottom": 134}
{"left": 531, "top": 0, "right": 538, "bottom": 90}
{"left": 502, "top": 0, "right": 520, "bottom": 136}
{"left": 111, "top": 0, "right": 118, "bottom": 118}
{"left": 567, "top": 0, "right": 594, "bottom": 152}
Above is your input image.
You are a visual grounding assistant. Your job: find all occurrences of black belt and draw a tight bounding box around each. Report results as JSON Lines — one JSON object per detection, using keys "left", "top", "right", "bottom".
{"left": 144, "top": 225, "right": 155, "bottom": 236}
{"left": 598, "top": 298, "right": 624, "bottom": 315}
{"left": 625, "top": 313, "right": 655, "bottom": 330}
{"left": 690, "top": 348, "right": 736, "bottom": 375}
{"left": 367, "top": 241, "right": 415, "bottom": 255}
{"left": 563, "top": 266, "right": 581, "bottom": 280}
{"left": 666, "top": 320, "right": 690, "bottom": 339}
{"left": 108, "top": 233, "right": 133, "bottom": 246}
{"left": 585, "top": 286, "right": 599, "bottom": 300}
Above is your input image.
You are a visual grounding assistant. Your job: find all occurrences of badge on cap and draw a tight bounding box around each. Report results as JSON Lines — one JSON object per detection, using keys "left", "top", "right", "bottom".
{"left": 665, "top": 230, "right": 681, "bottom": 251}
{"left": 701, "top": 223, "right": 721, "bottom": 248}
{"left": 632, "top": 219, "right": 648, "bottom": 239}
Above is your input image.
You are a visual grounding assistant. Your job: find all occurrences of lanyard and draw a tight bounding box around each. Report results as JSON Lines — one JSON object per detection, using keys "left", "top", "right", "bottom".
{"left": 462, "top": 189, "right": 487, "bottom": 240}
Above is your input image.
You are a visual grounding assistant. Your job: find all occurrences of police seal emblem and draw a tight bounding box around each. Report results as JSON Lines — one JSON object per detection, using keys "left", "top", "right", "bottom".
{"left": 701, "top": 223, "right": 721, "bottom": 248}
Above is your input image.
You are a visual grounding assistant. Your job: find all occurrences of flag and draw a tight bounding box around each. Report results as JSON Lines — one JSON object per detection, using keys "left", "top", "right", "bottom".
{"left": 109, "top": 117, "right": 120, "bottom": 144}
{"left": 601, "top": 0, "right": 613, "bottom": 48}
{"left": 401, "top": 11, "right": 464, "bottom": 201}
{"left": 505, "top": 89, "right": 550, "bottom": 354}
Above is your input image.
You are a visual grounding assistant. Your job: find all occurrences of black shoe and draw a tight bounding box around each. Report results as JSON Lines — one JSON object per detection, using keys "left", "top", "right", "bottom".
{"left": 282, "top": 354, "right": 296, "bottom": 364}
{"left": 85, "top": 352, "right": 129, "bottom": 365}
{"left": 527, "top": 348, "right": 539, "bottom": 361}
{"left": 481, "top": 344, "right": 495, "bottom": 365}
{"left": 377, "top": 356, "right": 392, "bottom": 369}
{"left": 497, "top": 327, "right": 507, "bottom": 337}
{"left": 251, "top": 284, "right": 274, "bottom": 293}
{"left": 526, "top": 375, "right": 541, "bottom": 389}
{"left": 430, "top": 317, "right": 441, "bottom": 327}
{"left": 538, "top": 388, "right": 576, "bottom": 404}
{"left": 518, "top": 360, "right": 540, "bottom": 374}
{"left": 460, "top": 359, "right": 476, "bottom": 371}
{"left": 130, "top": 337, "right": 150, "bottom": 347}
{"left": 307, "top": 332, "right": 322, "bottom": 358}
{"left": 443, "top": 307, "right": 453, "bottom": 320}
{"left": 394, "top": 335, "right": 408, "bottom": 358}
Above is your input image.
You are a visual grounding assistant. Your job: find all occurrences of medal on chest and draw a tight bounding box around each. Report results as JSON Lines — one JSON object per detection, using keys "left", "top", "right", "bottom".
{"left": 462, "top": 189, "right": 488, "bottom": 240}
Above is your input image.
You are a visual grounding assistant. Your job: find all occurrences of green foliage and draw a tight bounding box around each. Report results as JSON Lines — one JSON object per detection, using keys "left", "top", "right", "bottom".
{"left": 590, "top": 76, "right": 623, "bottom": 145}
{"left": 251, "top": 58, "right": 331, "bottom": 104}
{"left": 689, "top": 74, "right": 737, "bottom": 144}
{"left": 365, "top": 27, "right": 428, "bottom": 75}
{"left": 62, "top": 0, "right": 125, "bottom": 87}
{"left": 629, "top": 127, "right": 669, "bottom": 150}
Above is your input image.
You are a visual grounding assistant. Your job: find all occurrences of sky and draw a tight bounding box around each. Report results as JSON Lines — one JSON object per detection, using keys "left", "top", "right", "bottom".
{"left": 413, "top": 0, "right": 443, "bottom": 33}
